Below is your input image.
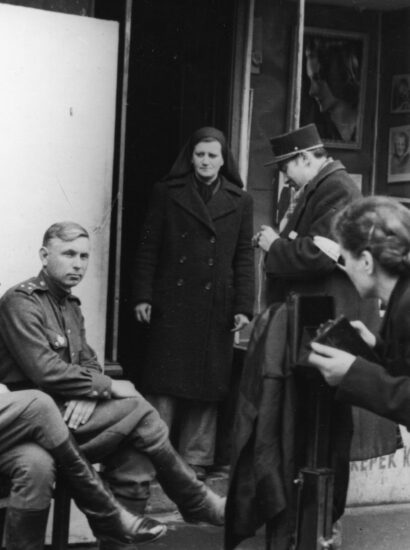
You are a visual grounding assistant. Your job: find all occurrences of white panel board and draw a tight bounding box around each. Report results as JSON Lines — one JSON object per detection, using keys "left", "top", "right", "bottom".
{"left": 348, "top": 427, "right": 410, "bottom": 506}
{"left": 0, "top": 4, "right": 118, "bottom": 361}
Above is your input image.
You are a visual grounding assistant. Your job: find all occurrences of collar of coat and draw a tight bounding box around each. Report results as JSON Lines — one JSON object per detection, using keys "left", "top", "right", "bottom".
{"left": 15, "top": 270, "right": 81, "bottom": 304}
{"left": 281, "top": 159, "right": 347, "bottom": 236}
{"left": 167, "top": 174, "right": 243, "bottom": 233}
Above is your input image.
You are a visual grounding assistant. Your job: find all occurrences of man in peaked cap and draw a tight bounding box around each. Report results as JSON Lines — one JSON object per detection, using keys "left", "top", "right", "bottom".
{"left": 252, "top": 124, "right": 380, "bottom": 548}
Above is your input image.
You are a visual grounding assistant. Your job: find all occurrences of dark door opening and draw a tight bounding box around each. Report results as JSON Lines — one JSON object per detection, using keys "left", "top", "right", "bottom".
{"left": 95, "top": 0, "right": 237, "bottom": 380}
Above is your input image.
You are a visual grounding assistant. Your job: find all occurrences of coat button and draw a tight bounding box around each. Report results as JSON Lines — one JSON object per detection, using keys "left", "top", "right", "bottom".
{"left": 210, "top": 236, "right": 216, "bottom": 243}
{"left": 181, "top": 232, "right": 188, "bottom": 238}
{"left": 177, "top": 278, "right": 184, "bottom": 286}
{"left": 204, "top": 282, "right": 212, "bottom": 290}
{"left": 179, "top": 255, "right": 187, "bottom": 264}
{"left": 208, "top": 258, "right": 214, "bottom": 266}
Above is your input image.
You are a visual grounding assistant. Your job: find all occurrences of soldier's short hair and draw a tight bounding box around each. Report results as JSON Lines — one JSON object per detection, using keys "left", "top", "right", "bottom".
{"left": 42, "top": 222, "right": 89, "bottom": 246}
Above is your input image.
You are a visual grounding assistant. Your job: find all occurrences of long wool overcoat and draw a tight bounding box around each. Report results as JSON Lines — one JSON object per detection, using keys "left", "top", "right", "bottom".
{"left": 134, "top": 174, "right": 255, "bottom": 401}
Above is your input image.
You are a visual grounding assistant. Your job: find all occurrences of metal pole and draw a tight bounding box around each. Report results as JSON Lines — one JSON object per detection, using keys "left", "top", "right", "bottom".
{"left": 238, "top": 0, "right": 255, "bottom": 188}
{"left": 291, "top": 0, "right": 306, "bottom": 130}
{"left": 111, "top": 0, "right": 132, "bottom": 362}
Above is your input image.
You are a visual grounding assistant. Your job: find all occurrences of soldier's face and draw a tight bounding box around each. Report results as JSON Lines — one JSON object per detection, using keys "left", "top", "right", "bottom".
{"left": 40, "top": 236, "right": 90, "bottom": 289}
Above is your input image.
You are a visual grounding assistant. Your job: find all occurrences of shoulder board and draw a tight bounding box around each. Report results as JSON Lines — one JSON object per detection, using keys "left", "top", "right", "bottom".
{"left": 15, "top": 277, "right": 48, "bottom": 295}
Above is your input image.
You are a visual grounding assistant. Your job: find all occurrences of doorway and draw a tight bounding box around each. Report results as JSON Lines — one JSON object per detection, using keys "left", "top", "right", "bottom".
{"left": 95, "top": 0, "right": 238, "bottom": 379}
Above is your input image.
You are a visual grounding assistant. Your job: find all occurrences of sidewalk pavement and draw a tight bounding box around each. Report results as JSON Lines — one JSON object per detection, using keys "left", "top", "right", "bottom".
{"left": 54, "top": 502, "right": 410, "bottom": 549}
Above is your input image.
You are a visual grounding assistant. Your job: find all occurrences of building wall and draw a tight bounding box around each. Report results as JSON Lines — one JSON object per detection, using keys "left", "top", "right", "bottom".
{"left": 376, "top": 8, "right": 410, "bottom": 200}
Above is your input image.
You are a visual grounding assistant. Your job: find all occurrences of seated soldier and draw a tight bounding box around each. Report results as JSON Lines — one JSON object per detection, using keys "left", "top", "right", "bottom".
{"left": 0, "top": 222, "right": 225, "bottom": 550}
{"left": 0, "top": 384, "right": 166, "bottom": 549}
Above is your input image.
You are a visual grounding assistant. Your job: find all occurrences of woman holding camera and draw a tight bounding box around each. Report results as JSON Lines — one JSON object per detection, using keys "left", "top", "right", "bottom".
{"left": 308, "top": 195, "right": 410, "bottom": 427}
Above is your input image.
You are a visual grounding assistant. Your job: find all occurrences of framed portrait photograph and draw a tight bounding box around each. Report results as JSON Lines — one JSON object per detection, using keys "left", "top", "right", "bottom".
{"left": 295, "top": 27, "right": 368, "bottom": 150}
{"left": 391, "top": 75, "right": 410, "bottom": 113}
{"left": 388, "top": 125, "right": 410, "bottom": 183}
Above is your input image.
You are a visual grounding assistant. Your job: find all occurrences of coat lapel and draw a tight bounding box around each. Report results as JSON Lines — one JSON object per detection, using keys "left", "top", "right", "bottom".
{"left": 170, "top": 175, "right": 241, "bottom": 232}
{"left": 170, "top": 176, "right": 215, "bottom": 232}
{"left": 207, "top": 177, "right": 240, "bottom": 222}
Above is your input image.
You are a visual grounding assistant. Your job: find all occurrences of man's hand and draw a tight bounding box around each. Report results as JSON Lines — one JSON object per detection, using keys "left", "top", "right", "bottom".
{"left": 350, "top": 320, "right": 377, "bottom": 348}
{"left": 255, "top": 225, "right": 279, "bottom": 252}
{"left": 232, "top": 314, "right": 250, "bottom": 332}
{"left": 307, "top": 342, "right": 356, "bottom": 386}
{"left": 111, "top": 379, "right": 139, "bottom": 398}
{"left": 63, "top": 399, "right": 97, "bottom": 430}
{"left": 0, "top": 384, "right": 10, "bottom": 394}
{"left": 135, "top": 303, "right": 152, "bottom": 324}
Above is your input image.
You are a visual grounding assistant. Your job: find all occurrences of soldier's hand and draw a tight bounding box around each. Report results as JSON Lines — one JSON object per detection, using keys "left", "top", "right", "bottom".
{"left": 111, "top": 379, "right": 139, "bottom": 398}
{"left": 63, "top": 399, "right": 97, "bottom": 430}
{"left": 0, "top": 384, "right": 10, "bottom": 394}
{"left": 307, "top": 342, "right": 356, "bottom": 386}
{"left": 135, "top": 303, "right": 152, "bottom": 324}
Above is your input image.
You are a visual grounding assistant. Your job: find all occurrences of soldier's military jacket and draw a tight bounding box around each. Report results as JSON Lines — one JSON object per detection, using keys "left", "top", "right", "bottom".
{"left": 0, "top": 271, "right": 112, "bottom": 400}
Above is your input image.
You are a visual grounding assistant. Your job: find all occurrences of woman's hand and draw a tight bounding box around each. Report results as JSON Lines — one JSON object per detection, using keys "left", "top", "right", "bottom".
{"left": 307, "top": 342, "right": 356, "bottom": 386}
{"left": 350, "top": 320, "right": 376, "bottom": 348}
{"left": 232, "top": 314, "right": 250, "bottom": 332}
{"left": 135, "top": 303, "right": 152, "bottom": 324}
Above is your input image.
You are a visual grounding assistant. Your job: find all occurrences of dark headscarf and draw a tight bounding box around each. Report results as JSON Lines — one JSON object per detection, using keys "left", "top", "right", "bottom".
{"left": 163, "top": 126, "right": 244, "bottom": 188}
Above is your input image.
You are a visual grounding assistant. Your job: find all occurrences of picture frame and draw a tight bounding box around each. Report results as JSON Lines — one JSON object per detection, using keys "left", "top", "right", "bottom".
{"left": 387, "top": 125, "right": 410, "bottom": 183}
{"left": 391, "top": 75, "right": 410, "bottom": 114}
{"left": 294, "top": 27, "right": 368, "bottom": 150}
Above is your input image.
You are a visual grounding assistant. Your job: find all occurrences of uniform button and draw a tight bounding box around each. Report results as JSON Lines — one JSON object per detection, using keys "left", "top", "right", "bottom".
{"left": 176, "top": 278, "right": 184, "bottom": 286}
{"left": 179, "top": 255, "right": 187, "bottom": 264}
{"left": 208, "top": 258, "right": 214, "bottom": 266}
{"left": 67, "top": 329, "right": 71, "bottom": 334}
{"left": 204, "top": 282, "right": 212, "bottom": 290}
{"left": 181, "top": 232, "right": 188, "bottom": 238}
{"left": 71, "top": 352, "right": 75, "bottom": 357}
{"left": 103, "top": 391, "right": 109, "bottom": 397}
{"left": 91, "top": 391, "right": 98, "bottom": 397}
{"left": 210, "top": 236, "right": 216, "bottom": 243}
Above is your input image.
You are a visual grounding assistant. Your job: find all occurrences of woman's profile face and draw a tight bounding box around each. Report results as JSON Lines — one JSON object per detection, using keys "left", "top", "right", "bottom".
{"left": 306, "top": 54, "right": 338, "bottom": 113}
{"left": 340, "top": 245, "right": 376, "bottom": 299}
{"left": 191, "top": 140, "right": 224, "bottom": 184}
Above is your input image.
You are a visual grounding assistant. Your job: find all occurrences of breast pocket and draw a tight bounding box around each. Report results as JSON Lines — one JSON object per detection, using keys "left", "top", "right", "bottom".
{"left": 44, "top": 328, "right": 68, "bottom": 351}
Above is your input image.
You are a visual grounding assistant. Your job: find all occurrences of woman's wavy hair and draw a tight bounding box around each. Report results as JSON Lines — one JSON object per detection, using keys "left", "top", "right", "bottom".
{"left": 305, "top": 35, "right": 361, "bottom": 108}
{"left": 333, "top": 196, "right": 410, "bottom": 275}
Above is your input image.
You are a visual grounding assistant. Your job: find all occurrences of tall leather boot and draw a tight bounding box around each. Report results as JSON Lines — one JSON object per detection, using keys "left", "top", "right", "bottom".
{"left": 51, "top": 435, "right": 166, "bottom": 546}
{"left": 151, "top": 440, "right": 225, "bottom": 525}
{"left": 5, "top": 507, "right": 49, "bottom": 550}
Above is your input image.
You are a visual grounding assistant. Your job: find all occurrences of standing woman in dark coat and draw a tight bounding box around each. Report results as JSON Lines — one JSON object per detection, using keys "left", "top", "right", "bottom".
{"left": 134, "top": 127, "right": 255, "bottom": 477}
{"left": 308, "top": 196, "right": 410, "bottom": 425}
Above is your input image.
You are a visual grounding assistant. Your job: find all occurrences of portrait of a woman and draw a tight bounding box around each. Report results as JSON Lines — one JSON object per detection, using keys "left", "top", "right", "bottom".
{"left": 301, "top": 33, "right": 363, "bottom": 146}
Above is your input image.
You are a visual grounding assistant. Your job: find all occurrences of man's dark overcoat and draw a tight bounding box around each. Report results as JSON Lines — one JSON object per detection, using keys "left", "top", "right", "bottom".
{"left": 265, "top": 160, "right": 370, "bottom": 321}
{"left": 134, "top": 174, "right": 255, "bottom": 401}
